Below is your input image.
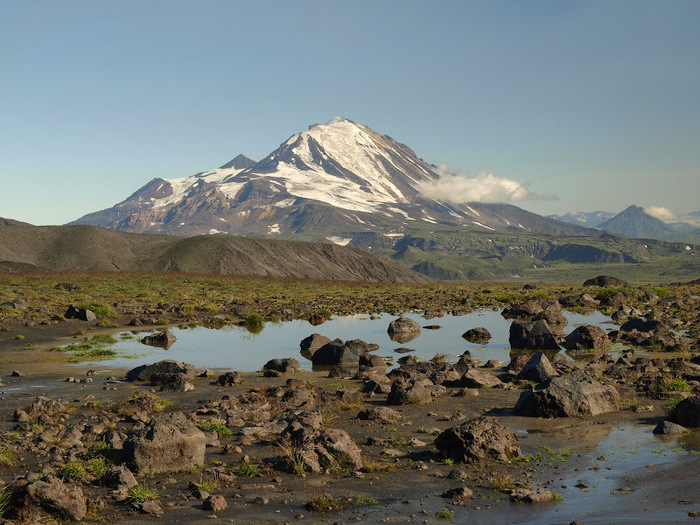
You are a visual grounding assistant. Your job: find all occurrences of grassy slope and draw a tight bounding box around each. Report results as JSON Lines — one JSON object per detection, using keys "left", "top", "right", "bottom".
{"left": 0, "top": 222, "right": 428, "bottom": 283}
{"left": 379, "top": 226, "right": 699, "bottom": 284}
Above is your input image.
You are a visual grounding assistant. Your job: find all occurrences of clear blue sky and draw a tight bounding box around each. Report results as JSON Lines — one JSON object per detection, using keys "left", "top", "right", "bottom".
{"left": 2, "top": 0, "right": 699, "bottom": 225}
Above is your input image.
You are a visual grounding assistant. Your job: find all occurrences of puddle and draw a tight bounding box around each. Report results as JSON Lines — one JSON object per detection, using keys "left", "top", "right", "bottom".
{"left": 65, "top": 310, "right": 616, "bottom": 371}
{"left": 512, "top": 424, "right": 700, "bottom": 524}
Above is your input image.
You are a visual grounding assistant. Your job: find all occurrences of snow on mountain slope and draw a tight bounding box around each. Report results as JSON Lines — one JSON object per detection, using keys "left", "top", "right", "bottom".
{"left": 221, "top": 117, "right": 438, "bottom": 214}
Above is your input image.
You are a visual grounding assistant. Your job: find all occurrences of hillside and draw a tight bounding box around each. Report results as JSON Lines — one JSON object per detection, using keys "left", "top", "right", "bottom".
{"left": 0, "top": 220, "right": 428, "bottom": 283}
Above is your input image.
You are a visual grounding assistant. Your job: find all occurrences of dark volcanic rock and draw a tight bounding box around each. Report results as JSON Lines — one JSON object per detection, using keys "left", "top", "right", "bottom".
{"left": 263, "top": 358, "right": 303, "bottom": 374}
{"left": 564, "top": 325, "right": 611, "bottom": 351}
{"left": 149, "top": 372, "right": 193, "bottom": 392}
{"left": 515, "top": 352, "right": 559, "bottom": 383}
{"left": 387, "top": 317, "right": 421, "bottom": 343}
{"left": 311, "top": 339, "right": 361, "bottom": 368}
{"left": 300, "top": 333, "right": 332, "bottom": 360}
{"left": 64, "top": 305, "right": 96, "bottom": 322}
{"left": 102, "top": 466, "right": 138, "bottom": 489}
{"left": 459, "top": 368, "right": 503, "bottom": 388}
{"left": 462, "top": 327, "right": 492, "bottom": 343}
{"left": 286, "top": 427, "right": 363, "bottom": 473}
{"left": 387, "top": 379, "right": 434, "bottom": 405}
{"left": 434, "top": 417, "right": 521, "bottom": 463}
{"left": 515, "top": 369, "right": 619, "bottom": 417}
{"left": 674, "top": 396, "right": 700, "bottom": 427}
{"left": 509, "top": 320, "right": 560, "bottom": 350}
{"left": 126, "top": 359, "right": 195, "bottom": 382}
{"left": 217, "top": 371, "right": 242, "bottom": 386}
{"left": 19, "top": 475, "right": 87, "bottom": 521}
{"left": 653, "top": 421, "right": 686, "bottom": 435}
{"left": 583, "top": 275, "right": 628, "bottom": 287}
{"left": 501, "top": 300, "right": 543, "bottom": 320}
{"left": 124, "top": 412, "right": 206, "bottom": 474}
{"left": 140, "top": 331, "right": 177, "bottom": 349}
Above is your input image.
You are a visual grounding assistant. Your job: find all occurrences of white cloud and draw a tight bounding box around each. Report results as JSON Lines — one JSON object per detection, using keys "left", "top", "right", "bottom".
{"left": 418, "top": 164, "right": 556, "bottom": 204}
{"left": 645, "top": 206, "right": 675, "bottom": 222}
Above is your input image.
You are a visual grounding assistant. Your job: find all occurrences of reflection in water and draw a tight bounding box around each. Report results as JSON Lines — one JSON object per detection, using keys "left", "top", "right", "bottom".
{"left": 71, "top": 310, "right": 615, "bottom": 372}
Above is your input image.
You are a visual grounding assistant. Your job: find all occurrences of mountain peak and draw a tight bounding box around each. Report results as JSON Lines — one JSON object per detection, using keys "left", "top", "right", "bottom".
{"left": 218, "top": 154, "right": 256, "bottom": 170}
{"left": 325, "top": 116, "right": 353, "bottom": 126}
{"left": 599, "top": 205, "right": 674, "bottom": 239}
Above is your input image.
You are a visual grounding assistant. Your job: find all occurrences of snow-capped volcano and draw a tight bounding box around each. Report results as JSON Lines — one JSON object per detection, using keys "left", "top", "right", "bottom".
{"left": 71, "top": 118, "right": 590, "bottom": 243}
{"left": 241, "top": 117, "right": 438, "bottom": 213}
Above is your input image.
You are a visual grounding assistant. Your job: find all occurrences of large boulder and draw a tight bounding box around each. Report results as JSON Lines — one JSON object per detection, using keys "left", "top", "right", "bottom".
{"left": 387, "top": 317, "right": 421, "bottom": 343}
{"left": 149, "top": 372, "right": 193, "bottom": 392}
{"left": 564, "top": 325, "right": 610, "bottom": 351}
{"left": 533, "top": 301, "right": 567, "bottom": 327}
{"left": 126, "top": 360, "right": 196, "bottom": 382}
{"left": 345, "top": 339, "right": 379, "bottom": 354}
{"left": 515, "top": 369, "right": 619, "bottom": 417}
{"left": 583, "top": 275, "right": 628, "bottom": 287}
{"left": 462, "top": 327, "right": 492, "bottom": 343}
{"left": 299, "top": 334, "right": 332, "bottom": 360}
{"left": 311, "top": 339, "right": 362, "bottom": 368}
{"left": 285, "top": 427, "right": 363, "bottom": 473}
{"left": 140, "top": 331, "right": 177, "bottom": 349}
{"left": 619, "top": 318, "right": 665, "bottom": 334}
{"left": 434, "top": 417, "right": 521, "bottom": 463}
{"left": 458, "top": 368, "right": 503, "bottom": 388}
{"left": 263, "top": 358, "right": 303, "bottom": 374}
{"left": 64, "top": 305, "right": 96, "bottom": 322}
{"left": 123, "top": 412, "right": 206, "bottom": 474}
{"left": 501, "top": 300, "right": 543, "bottom": 320}
{"left": 387, "top": 379, "right": 434, "bottom": 405}
{"left": 509, "top": 320, "right": 560, "bottom": 350}
{"left": 515, "top": 352, "right": 559, "bottom": 384}
{"left": 674, "top": 396, "right": 700, "bottom": 427}
{"left": 16, "top": 475, "right": 87, "bottom": 521}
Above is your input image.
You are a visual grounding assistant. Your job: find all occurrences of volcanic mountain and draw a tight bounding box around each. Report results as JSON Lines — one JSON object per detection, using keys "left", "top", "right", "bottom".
{"left": 71, "top": 118, "right": 592, "bottom": 247}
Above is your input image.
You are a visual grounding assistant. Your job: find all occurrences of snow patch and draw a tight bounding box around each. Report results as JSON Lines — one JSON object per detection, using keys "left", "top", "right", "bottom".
{"left": 208, "top": 229, "right": 224, "bottom": 235}
{"left": 268, "top": 223, "right": 280, "bottom": 234}
{"left": 472, "top": 221, "right": 495, "bottom": 231}
{"left": 273, "top": 198, "right": 296, "bottom": 208}
{"left": 327, "top": 236, "right": 353, "bottom": 246}
{"left": 150, "top": 166, "right": 248, "bottom": 208}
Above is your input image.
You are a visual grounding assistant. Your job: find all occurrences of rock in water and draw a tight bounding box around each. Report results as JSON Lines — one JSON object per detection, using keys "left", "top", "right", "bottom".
{"left": 509, "top": 320, "right": 560, "bottom": 350}
{"left": 387, "top": 317, "right": 421, "bottom": 343}
{"left": 564, "top": 325, "right": 611, "bottom": 351}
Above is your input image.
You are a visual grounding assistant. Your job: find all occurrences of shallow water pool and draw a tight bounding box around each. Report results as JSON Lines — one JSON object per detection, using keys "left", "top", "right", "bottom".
{"left": 72, "top": 309, "right": 615, "bottom": 372}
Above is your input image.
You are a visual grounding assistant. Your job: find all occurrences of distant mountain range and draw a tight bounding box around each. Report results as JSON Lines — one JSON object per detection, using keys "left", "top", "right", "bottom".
{"left": 550, "top": 206, "right": 700, "bottom": 242}
{"left": 71, "top": 117, "right": 593, "bottom": 242}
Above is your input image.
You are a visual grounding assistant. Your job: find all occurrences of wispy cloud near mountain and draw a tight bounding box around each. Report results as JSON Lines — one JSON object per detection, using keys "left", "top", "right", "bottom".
{"left": 645, "top": 206, "right": 675, "bottom": 222}
{"left": 418, "top": 165, "right": 557, "bottom": 204}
